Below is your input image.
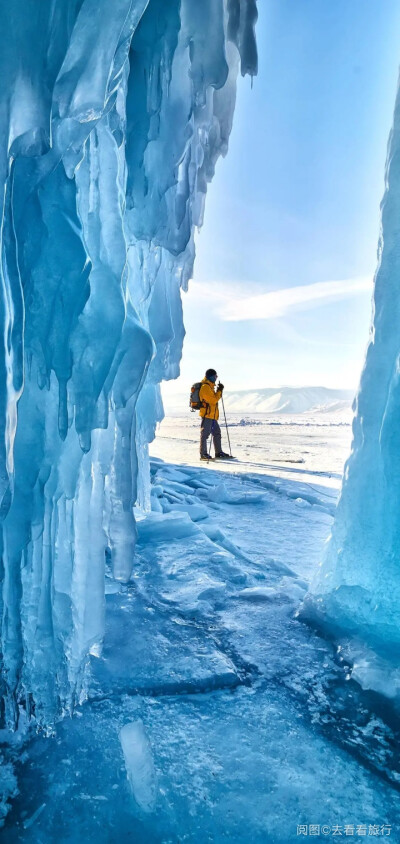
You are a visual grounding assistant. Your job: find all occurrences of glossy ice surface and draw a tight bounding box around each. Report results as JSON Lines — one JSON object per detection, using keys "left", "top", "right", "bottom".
{"left": 304, "top": 81, "right": 400, "bottom": 669}
{"left": 0, "top": 0, "right": 257, "bottom": 727}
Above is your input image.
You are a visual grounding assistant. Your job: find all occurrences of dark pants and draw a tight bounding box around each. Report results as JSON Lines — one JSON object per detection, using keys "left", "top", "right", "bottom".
{"left": 200, "top": 417, "right": 222, "bottom": 457}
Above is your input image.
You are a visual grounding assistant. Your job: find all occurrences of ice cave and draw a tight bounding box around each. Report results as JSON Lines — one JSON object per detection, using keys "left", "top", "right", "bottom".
{"left": 1, "top": 1, "right": 400, "bottom": 841}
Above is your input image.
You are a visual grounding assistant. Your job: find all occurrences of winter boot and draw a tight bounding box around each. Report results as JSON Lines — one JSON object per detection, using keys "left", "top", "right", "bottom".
{"left": 215, "top": 451, "right": 234, "bottom": 459}
{"left": 200, "top": 454, "right": 214, "bottom": 461}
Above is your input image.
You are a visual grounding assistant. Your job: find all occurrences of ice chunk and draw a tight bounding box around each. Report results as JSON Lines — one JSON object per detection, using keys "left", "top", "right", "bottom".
{"left": 204, "top": 481, "right": 266, "bottom": 505}
{"left": 201, "top": 523, "right": 252, "bottom": 564}
{"left": 120, "top": 721, "right": 157, "bottom": 813}
{"left": 339, "top": 642, "right": 400, "bottom": 701}
{"left": 160, "top": 501, "right": 209, "bottom": 521}
{"left": 237, "top": 586, "right": 279, "bottom": 602}
{"left": 238, "top": 579, "right": 305, "bottom": 603}
{"left": 137, "top": 512, "right": 200, "bottom": 544}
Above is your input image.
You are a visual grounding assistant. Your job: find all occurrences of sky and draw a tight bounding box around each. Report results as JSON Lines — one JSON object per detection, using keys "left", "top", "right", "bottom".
{"left": 164, "top": 0, "right": 400, "bottom": 399}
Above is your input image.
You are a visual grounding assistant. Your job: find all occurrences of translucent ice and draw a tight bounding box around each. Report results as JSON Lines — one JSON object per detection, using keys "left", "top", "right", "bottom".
{"left": 0, "top": 1, "right": 257, "bottom": 727}
{"left": 303, "top": 79, "right": 400, "bottom": 676}
{"left": 120, "top": 720, "right": 157, "bottom": 813}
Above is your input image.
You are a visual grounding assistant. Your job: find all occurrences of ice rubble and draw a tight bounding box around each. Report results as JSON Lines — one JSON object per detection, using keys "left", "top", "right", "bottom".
{"left": 303, "top": 78, "right": 400, "bottom": 681}
{"left": 4, "top": 462, "right": 400, "bottom": 840}
{"left": 0, "top": 0, "right": 257, "bottom": 727}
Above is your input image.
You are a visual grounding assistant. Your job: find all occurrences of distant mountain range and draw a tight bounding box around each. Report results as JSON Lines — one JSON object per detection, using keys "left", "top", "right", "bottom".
{"left": 164, "top": 386, "right": 355, "bottom": 415}
{"left": 222, "top": 386, "right": 354, "bottom": 414}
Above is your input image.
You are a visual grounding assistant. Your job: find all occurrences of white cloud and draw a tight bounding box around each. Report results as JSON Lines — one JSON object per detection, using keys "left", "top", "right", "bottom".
{"left": 187, "top": 276, "right": 373, "bottom": 322}
{"left": 222, "top": 277, "right": 373, "bottom": 321}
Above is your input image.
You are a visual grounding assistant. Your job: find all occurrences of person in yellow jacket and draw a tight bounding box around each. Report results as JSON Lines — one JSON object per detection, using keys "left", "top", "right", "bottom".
{"left": 199, "top": 368, "right": 231, "bottom": 461}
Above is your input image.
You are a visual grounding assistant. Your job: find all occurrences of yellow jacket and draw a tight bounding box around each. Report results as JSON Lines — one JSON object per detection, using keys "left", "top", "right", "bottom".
{"left": 199, "top": 378, "right": 222, "bottom": 420}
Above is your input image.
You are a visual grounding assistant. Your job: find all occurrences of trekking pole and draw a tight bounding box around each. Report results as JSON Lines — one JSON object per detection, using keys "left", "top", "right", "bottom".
{"left": 221, "top": 394, "right": 232, "bottom": 457}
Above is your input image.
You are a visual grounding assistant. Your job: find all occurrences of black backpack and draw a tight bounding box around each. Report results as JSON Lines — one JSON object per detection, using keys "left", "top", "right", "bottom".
{"left": 189, "top": 382, "right": 205, "bottom": 411}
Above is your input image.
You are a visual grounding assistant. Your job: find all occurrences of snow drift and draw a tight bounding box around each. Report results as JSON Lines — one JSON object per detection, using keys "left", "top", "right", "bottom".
{"left": 0, "top": 0, "right": 257, "bottom": 727}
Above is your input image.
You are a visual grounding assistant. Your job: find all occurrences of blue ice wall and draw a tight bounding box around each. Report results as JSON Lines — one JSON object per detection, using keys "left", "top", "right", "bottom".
{"left": 304, "top": 79, "right": 400, "bottom": 665}
{"left": 0, "top": 0, "right": 257, "bottom": 727}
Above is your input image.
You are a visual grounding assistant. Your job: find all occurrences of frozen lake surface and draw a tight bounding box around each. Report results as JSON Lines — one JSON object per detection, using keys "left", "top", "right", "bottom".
{"left": 3, "top": 413, "right": 400, "bottom": 842}
{"left": 151, "top": 410, "right": 353, "bottom": 488}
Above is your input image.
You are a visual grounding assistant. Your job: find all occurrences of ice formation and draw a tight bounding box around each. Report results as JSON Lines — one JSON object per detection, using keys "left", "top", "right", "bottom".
{"left": 0, "top": 0, "right": 257, "bottom": 727}
{"left": 303, "top": 80, "right": 400, "bottom": 664}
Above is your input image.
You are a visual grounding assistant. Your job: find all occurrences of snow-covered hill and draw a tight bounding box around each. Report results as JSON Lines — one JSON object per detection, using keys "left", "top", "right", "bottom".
{"left": 223, "top": 386, "right": 354, "bottom": 414}
{"left": 165, "top": 386, "right": 354, "bottom": 415}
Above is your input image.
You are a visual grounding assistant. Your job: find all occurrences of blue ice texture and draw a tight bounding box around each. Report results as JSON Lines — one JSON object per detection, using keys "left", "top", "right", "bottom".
{"left": 302, "top": 79, "right": 400, "bottom": 693}
{"left": 0, "top": 0, "right": 257, "bottom": 728}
